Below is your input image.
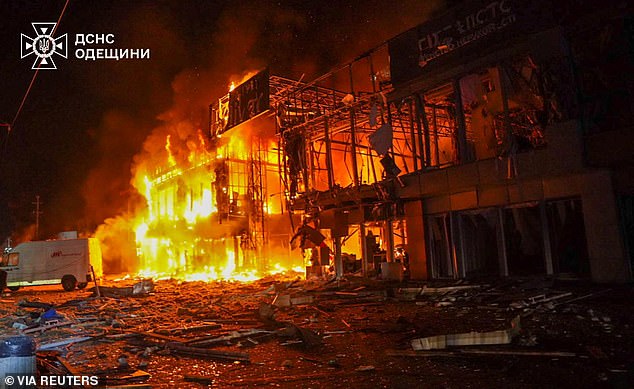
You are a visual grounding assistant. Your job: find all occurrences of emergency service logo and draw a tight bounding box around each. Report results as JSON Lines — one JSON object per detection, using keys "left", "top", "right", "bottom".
{"left": 20, "top": 22, "right": 68, "bottom": 70}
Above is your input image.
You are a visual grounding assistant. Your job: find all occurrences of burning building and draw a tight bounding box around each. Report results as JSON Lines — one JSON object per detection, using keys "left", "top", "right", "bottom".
{"left": 272, "top": 0, "right": 633, "bottom": 283}
{"left": 118, "top": 0, "right": 632, "bottom": 283}
{"left": 131, "top": 70, "right": 308, "bottom": 280}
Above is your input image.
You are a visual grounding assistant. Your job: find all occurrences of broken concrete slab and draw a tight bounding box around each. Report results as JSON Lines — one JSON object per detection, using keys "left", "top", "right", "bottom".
{"left": 411, "top": 316, "right": 521, "bottom": 350}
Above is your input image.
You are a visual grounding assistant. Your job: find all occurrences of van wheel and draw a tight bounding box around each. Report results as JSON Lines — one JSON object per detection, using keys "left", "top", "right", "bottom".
{"left": 77, "top": 282, "right": 88, "bottom": 290}
{"left": 61, "top": 275, "right": 77, "bottom": 291}
{"left": 8, "top": 286, "right": 20, "bottom": 292}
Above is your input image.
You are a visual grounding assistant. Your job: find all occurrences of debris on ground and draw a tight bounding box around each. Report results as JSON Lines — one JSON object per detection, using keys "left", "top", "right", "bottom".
{"left": 1, "top": 274, "right": 632, "bottom": 388}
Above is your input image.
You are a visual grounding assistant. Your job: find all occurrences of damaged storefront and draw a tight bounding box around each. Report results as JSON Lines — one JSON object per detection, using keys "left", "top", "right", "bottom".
{"left": 385, "top": 0, "right": 629, "bottom": 283}
{"left": 277, "top": 0, "right": 631, "bottom": 283}
{"left": 135, "top": 0, "right": 631, "bottom": 284}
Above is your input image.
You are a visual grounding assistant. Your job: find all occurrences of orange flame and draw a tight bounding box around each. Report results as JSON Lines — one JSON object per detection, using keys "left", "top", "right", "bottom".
{"left": 165, "top": 135, "right": 176, "bottom": 166}
{"left": 128, "top": 113, "right": 301, "bottom": 282}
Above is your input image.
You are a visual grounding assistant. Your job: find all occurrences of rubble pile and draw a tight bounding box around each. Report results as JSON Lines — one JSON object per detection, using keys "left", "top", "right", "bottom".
{"left": 0, "top": 275, "right": 632, "bottom": 388}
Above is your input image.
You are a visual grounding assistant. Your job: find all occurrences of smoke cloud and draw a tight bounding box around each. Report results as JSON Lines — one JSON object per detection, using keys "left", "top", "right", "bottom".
{"left": 83, "top": 0, "right": 442, "bottom": 272}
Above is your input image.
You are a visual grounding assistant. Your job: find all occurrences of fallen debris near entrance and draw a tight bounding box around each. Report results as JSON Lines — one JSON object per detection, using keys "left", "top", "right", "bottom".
{"left": 0, "top": 275, "right": 632, "bottom": 388}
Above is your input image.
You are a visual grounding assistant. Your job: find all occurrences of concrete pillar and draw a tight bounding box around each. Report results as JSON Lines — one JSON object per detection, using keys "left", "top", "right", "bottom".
{"left": 359, "top": 223, "right": 368, "bottom": 276}
{"left": 384, "top": 220, "right": 394, "bottom": 263}
{"left": 404, "top": 200, "right": 428, "bottom": 279}
{"left": 581, "top": 171, "right": 631, "bottom": 282}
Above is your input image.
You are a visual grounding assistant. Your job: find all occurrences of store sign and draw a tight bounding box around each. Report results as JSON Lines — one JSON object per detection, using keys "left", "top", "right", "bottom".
{"left": 388, "top": 0, "right": 547, "bottom": 85}
{"left": 227, "top": 69, "right": 270, "bottom": 130}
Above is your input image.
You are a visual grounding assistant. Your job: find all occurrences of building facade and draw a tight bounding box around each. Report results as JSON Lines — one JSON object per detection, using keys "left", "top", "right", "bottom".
{"left": 277, "top": 0, "right": 633, "bottom": 282}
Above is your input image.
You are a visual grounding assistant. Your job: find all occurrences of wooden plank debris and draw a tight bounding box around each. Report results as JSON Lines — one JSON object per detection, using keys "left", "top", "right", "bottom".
{"left": 23, "top": 320, "right": 74, "bottom": 334}
{"left": 311, "top": 305, "right": 332, "bottom": 317}
{"left": 165, "top": 342, "right": 250, "bottom": 362}
{"left": 133, "top": 331, "right": 189, "bottom": 344}
{"left": 18, "top": 300, "right": 54, "bottom": 309}
{"left": 157, "top": 323, "right": 222, "bottom": 335}
{"left": 38, "top": 336, "right": 94, "bottom": 350}
{"left": 334, "top": 291, "right": 359, "bottom": 296}
{"left": 188, "top": 329, "right": 271, "bottom": 347}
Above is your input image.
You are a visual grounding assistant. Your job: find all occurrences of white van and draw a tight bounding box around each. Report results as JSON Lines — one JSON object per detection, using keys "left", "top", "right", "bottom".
{"left": 0, "top": 238, "right": 103, "bottom": 292}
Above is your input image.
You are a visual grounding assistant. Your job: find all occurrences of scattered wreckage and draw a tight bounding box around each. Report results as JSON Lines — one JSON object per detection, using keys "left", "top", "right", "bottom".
{"left": 0, "top": 275, "right": 631, "bottom": 388}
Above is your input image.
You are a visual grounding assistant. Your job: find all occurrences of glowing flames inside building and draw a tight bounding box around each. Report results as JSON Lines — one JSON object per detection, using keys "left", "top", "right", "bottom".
{"left": 124, "top": 78, "right": 301, "bottom": 282}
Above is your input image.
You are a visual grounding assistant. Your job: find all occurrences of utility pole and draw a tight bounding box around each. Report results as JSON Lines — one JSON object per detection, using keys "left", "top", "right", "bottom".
{"left": 32, "top": 195, "right": 43, "bottom": 240}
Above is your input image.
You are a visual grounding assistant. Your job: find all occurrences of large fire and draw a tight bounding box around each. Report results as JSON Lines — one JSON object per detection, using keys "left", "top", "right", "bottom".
{"left": 107, "top": 78, "right": 302, "bottom": 282}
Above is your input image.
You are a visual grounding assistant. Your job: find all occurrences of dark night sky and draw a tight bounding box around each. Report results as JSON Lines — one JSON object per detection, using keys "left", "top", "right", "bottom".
{"left": 0, "top": 0, "right": 445, "bottom": 242}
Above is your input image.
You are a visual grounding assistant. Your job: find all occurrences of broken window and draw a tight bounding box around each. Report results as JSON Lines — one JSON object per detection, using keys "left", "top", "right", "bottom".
{"left": 458, "top": 209, "right": 501, "bottom": 278}
{"left": 546, "top": 198, "right": 590, "bottom": 276}
{"left": 503, "top": 204, "right": 546, "bottom": 276}
{"left": 424, "top": 84, "right": 460, "bottom": 167}
{"left": 460, "top": 68, "right": 504, "bottom": 161}
{"left": 459, "top": 57, "right": 554, "bottom": 165}
{"left": 426, "top": 214, "right": 456, "bottom": 278}
{"left": 497, "top": 56, "right": 548, "bottom": 154}
{"left": 422, "top": 82, "right": 475, "bottom": 168}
